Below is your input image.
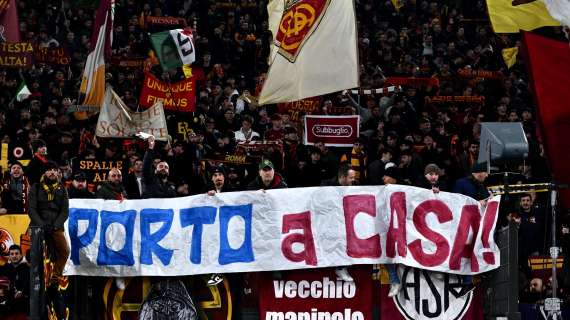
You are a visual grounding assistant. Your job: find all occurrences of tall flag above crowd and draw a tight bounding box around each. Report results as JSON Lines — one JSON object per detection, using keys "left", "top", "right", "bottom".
{"left": 523, "top": 32, "right": 570, "bottom": 208}
{"left": 0, "top": 0, "right": 20, "bottom": 42}
{"left": 78, "top": 0, "right": 115, "bottom": 120}
{"left": 259, "top": 0, "right": 359, "bottom": 105}
{"left": 149, "top": 28, "right": 196, "bottom": 71}
{"left": 486, "top": 0, "right": 560, "bottom": 33}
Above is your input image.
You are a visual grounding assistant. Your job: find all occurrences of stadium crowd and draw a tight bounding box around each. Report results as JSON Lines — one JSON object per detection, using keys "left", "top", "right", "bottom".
{"left": 0, "top": 0, "right": 569, "bottom": 315}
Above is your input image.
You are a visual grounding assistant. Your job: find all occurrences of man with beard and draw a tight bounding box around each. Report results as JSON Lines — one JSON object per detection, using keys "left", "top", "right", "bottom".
{"left": 92, "top": 169, "right": 127, "bottom": 301}
{"left": 28, "top": 161, "right": 69, "bottom": 287}
{"left": 67, "top": 172, "right": 94, "bottom": 199}
{"left": 206, "top": 165, "right": 233, "bottom": 195}
{"left": 1, "top": 162, "right": 30, "bottom": 213}
{"left": 142, "top": 136, "right": 177, "bottom": 198}
{"left": 96, "top": 168, "right": 127, "bottom": 200}
{"left": 416, "top": 164, "right": 447, "bottom": 192}
{"left": 139, "top": 136, "right": 195, "bottom": 319}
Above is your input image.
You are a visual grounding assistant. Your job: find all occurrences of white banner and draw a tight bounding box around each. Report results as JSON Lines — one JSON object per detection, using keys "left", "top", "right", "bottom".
{"left": 64, "top": 185, "right": 501, "bottom": 277}
{"left": 95, "top": 87, "right": 169, "bottom": 141}
{"left": 259, "top": 0, "right": 359, "bottom": 104}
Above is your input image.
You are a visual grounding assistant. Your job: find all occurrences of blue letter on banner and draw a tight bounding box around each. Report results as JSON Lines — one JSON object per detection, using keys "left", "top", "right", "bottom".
{"left": 219, "top": 204, "right": 254, "bottom": 265}
{"left": 97, "top": 210, "right": 136, "bottom": 266}
{"left": 180, "top": 206, "right": 216, "bottom": 264}
{"left": 140, "top": 209, "right": 174, "bottom": 265}
{"left": 68, "top": 208, "right": 98, "bottom": 265}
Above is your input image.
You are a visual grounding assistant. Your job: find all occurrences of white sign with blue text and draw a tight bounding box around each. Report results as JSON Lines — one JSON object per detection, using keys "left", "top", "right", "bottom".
{"left": 64, "top": 185, "right": 501, "bottom": 277}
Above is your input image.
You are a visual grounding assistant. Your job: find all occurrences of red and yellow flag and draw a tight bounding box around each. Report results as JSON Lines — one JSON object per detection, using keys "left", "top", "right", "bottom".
{"left": 77, "top": 0, "right": 115, "bottom": 120}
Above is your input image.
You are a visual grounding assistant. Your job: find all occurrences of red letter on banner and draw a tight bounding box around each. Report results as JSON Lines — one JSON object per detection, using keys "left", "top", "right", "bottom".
{"left": 480, "top": 201, "right": 499, "bottom": 264}
{"left": 449, "top": 205, "right": 481, "bottom": 272}
{"left": 281, "top": 211, "right": 317, "bottom": 265}
{"left": 343, "top": 195, "right": 381, "bottom": 258}
{"left": 386, "top": 192, "right": 407, "bottom": 258}
{"left": 408, "top": 200, "right": 452, "bottom": 267}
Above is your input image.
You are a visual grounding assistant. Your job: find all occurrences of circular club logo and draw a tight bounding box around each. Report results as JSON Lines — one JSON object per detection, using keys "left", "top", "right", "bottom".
{"left": 394, "top": 266, "right": 473, "bottom": 320}
{"left": 13, "top": 147, "right": 24, "bottom": 158}
{"left": 312, "top": 125, "right": 353, "bottom": 138}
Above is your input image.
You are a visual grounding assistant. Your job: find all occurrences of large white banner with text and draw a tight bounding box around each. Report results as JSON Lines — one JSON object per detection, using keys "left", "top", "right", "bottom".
{"left": 64, "top": 185, "right": 500, "bottom": 276}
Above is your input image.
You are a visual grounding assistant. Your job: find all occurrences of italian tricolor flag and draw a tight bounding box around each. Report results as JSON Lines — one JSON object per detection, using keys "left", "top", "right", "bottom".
{"left": 150, "top": 29, "right": 196, "bottom": 71}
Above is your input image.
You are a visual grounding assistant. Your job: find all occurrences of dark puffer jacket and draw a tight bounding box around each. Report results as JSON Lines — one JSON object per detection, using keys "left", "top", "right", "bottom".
{"left": 28, "top": 182, "right": 69, "bottom": 230}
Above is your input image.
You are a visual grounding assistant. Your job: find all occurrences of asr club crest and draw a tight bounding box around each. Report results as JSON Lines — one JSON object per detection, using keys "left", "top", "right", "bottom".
{"left": 274, "top": 0, "right": 331, "bottom": 62}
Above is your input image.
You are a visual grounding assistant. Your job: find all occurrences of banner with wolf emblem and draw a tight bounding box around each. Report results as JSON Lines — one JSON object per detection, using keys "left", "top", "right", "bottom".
{"left": 259, "top": 0, "right": 359, "bottom": 104}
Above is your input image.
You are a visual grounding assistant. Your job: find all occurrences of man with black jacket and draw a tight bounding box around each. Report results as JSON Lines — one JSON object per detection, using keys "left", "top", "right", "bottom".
{"left": 247, "top": 159, "right": 287, "bottom": 190}
{"left": 67, "top": 172, "right": 94, "bottom": 199}
{"left": 28, "top": 161, "right": 69, "bottom": 287}
{"left": 206, "top": 165, "right": 233, "bottom": 195}
{"left": 138, "top": 136, "right": 195, "bottom": 318}
{"left": 142, "top": 136, "right": 177, "bottom": 198}
{"left": 0, "top": 244, "right": 29, "bottom": 313}
{"left": 96, "top": 168, "right": 127, "bottom": 200}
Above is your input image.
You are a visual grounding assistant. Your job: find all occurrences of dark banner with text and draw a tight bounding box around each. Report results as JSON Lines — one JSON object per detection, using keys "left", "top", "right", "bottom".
{"left": 0, "top": 42, "right": 33, "bottom": 69}
{"left": 33, "top": 45, "right": 70, "bottom": 65}
{"left": 71, "top": 159, "right": 124, "bottom": 184}
{"left": 304, "top": 115, "right": 359, "bottom": 147}
{"left": 139, "top": 72, "right": 196, "bottom": 112}
{"left": 259, "top": 267, "right": 373, "bottom": 320}
{"left": 278, "top": 97, "right": 322, "bottom": 123}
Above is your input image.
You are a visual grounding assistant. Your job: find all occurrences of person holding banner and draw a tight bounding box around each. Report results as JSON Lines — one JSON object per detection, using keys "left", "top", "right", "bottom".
{"left": 382, "top": 166, "right": 405, "bottom": 297}
{"left": 96, "top": 168, "right": 127, "bottom": 200}
{"left": 321, "top": 164, "right": 357, "bottom": 282}
{"left": 28, "top": 161, "right": 69, "bottom": 287}
{"left": 247, "top": 159, "right": 287, "bottom": 190}
{"left": 95, "top": 168, "right": 128, "bottom": 291}
{"left": 206, "top": 165, "right": 234, "bottom": 195}
{"left": 205, "top": 165, "right": 232, "bottom": 286}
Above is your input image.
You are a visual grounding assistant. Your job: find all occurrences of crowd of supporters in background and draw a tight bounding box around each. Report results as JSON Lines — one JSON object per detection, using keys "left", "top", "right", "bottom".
{"left": 0, "top": 0, "right": 569, "bottom": 311}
